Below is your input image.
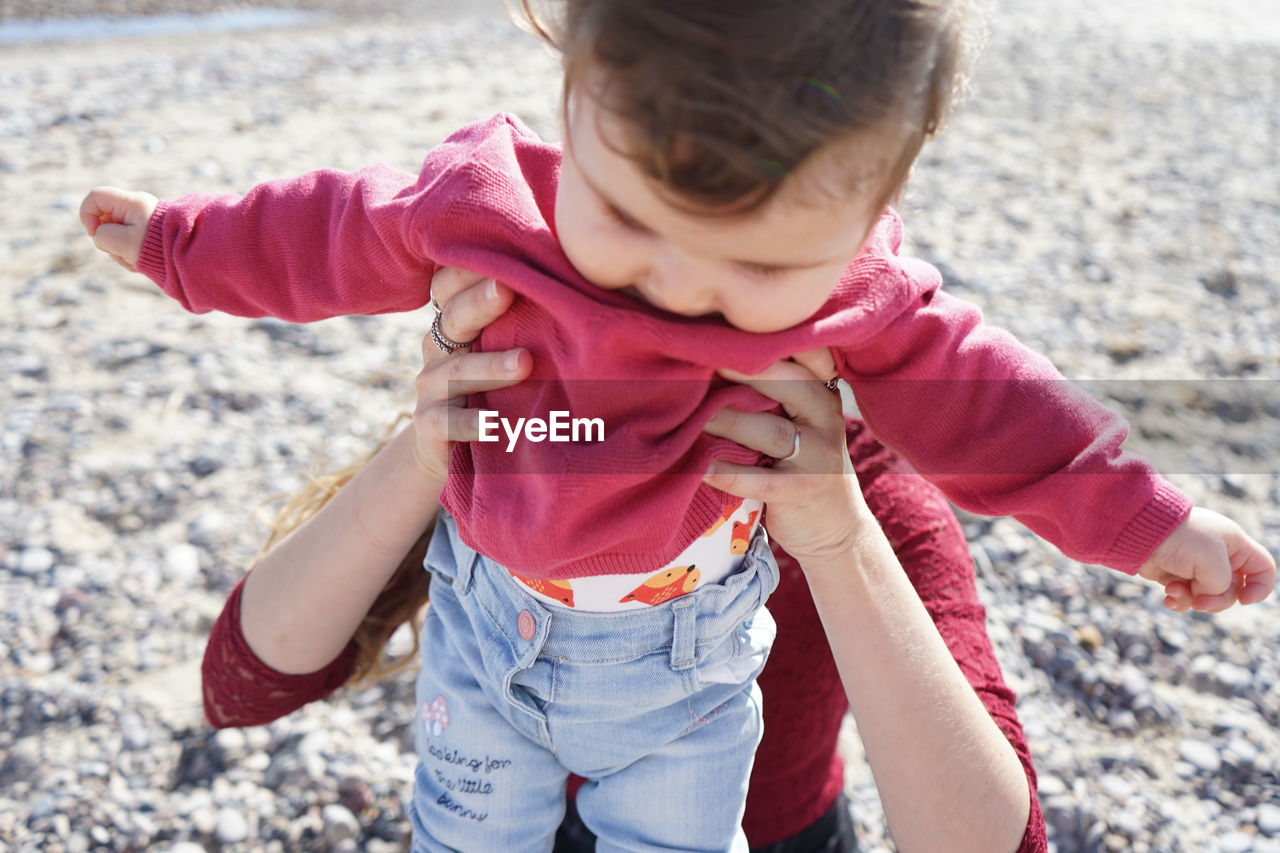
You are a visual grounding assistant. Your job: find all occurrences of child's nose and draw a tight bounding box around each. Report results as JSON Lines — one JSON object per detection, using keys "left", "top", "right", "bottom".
{"left": 645, "top": 250, "right": 718, "bottom": 316}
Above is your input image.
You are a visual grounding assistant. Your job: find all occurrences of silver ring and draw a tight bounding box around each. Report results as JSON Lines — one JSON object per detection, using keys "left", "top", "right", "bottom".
{"left": 430, "top": 309, "right": 471, "bottom": 355}
{"left": 778, "top": 427, "right": 801, "bottom": 463}
{"left": 825, "top": 377, "right": 840, "bottom": 392}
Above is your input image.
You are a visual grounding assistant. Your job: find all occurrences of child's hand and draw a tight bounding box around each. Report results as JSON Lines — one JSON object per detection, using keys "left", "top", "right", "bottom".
{"left": 1138, "top": 507, "right": 1276, "bottom": 612}
{"left": 79, "top": 187, "right": 158, "bottom": 272}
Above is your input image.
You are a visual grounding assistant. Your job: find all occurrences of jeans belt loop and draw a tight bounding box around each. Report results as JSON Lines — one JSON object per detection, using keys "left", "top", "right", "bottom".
{"left": 670, "top": 597, "right": 697, "bottom": 671}
{"left": 447, "top": 515, "right": 479, "bottom": 594}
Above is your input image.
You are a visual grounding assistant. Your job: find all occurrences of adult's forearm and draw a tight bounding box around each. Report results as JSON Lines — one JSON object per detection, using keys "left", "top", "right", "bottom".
{"left": 801, "top": 516, "right": 1031, "bottom": 853}
{"left": 239, "top": 427, "right": 442, "bottom": 674}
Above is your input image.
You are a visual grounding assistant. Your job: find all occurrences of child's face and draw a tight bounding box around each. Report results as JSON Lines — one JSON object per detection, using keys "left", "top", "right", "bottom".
{"left": 555, "top": 93, "right": 898, "bottom": 333}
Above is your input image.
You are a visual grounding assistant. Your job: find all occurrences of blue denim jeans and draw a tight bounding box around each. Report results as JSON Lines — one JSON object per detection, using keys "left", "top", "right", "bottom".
{"left": 410, "top": 510, "right": 780, "bottom": 853}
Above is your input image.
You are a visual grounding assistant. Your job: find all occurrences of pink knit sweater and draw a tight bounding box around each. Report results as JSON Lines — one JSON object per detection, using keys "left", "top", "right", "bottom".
{"left": 138, "top": 113, "right": 1190, "bottom": 579}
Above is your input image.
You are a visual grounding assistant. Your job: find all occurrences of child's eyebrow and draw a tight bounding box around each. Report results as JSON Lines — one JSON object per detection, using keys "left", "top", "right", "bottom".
{"left": 580, "top": 163, "right": 838, "bottom": 272}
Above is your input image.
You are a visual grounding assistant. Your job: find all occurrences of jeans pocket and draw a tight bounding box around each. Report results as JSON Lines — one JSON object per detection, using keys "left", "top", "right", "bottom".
{"left": 697, "top": 606, "right": 777, "bottom": 687}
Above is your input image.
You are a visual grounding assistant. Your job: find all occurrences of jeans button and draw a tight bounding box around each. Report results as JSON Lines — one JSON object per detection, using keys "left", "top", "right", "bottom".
{"left": 517, "top": 609, "right": 536, "bottom": 641}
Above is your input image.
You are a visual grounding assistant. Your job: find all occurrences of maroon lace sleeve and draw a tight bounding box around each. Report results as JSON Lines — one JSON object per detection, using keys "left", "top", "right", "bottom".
{"left": 202, "top": 573, "right": 358, "bottom": 729}
{"left": 745, "top": 417, "right": 1047, "bottom": 851}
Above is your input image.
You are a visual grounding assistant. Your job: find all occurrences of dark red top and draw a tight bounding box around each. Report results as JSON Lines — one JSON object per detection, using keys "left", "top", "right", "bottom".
{"left": 201, "top": 419, "right": 1047, "bottom": 851}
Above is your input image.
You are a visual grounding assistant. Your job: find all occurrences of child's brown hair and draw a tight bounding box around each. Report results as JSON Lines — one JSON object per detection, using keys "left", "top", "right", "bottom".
{"left": 516, "top": 0, "right": 982, "bottom": 214}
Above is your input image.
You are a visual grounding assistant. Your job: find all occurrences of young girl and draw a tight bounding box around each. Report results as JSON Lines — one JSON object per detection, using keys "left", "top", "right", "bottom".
{"left": 82, "top": 0, "right": 1273, "bottom": 849}
{"left": 199, "top": 268, "right": 1048, "bottom": 852}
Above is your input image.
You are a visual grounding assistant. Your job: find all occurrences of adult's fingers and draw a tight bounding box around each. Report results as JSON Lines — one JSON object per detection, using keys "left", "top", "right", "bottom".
{"left": 718, "top": 360, "right": 843, "bottom": 427}
{"left": 427, "top": 278, "right": 517, "bottom": 357}
{"left": 416, "top": 395, "right": 514, "bottom": 446}
{"left": 704, "top": 408, "right": 803, "bottom": 465}
{"left": 788, "top": 347, "right": 837, "bottom": 387}
{"left": 429, "top": 266, "right": 490, "bottom": 307}
{"left": 416, "top": 344, "right": 529, "bottom": 406}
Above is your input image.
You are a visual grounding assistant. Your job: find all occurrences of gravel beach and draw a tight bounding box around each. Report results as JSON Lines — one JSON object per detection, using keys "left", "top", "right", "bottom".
{"left": 2, "top": 1, "right": 1278, "bottom": 851}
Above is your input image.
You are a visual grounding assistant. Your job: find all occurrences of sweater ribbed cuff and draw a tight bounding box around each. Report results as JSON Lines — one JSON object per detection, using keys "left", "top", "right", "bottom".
{"left": 135, "top": 199, "right": 169, "bottom": 284}
{"left": 1104, "top": 479, "right": 1194, "bottom": 573}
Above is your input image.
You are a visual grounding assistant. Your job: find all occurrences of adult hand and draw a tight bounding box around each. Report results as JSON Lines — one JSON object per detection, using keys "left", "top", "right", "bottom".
{"left": 702, "top": 350, "right": 871, "bottom": 568}
{"left": 410, "top": 267, "right": 531, "bottom": 484}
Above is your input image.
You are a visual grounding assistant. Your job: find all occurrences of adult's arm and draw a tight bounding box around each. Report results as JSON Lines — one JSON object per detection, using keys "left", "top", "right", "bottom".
{"left": 798, "top": 500, "right": 1032, "bottom": 851}
{"left": 746, "top": 419, "right": 1044, "bottom": 851}
{"left": 705, "top": 356, "right": 1036, "bottom": 853}
{"left": 201, "top": 274, "right": 527, "bottom": 727}
{"left": 847, "top": 420, "right": 1045, "bottom": 851}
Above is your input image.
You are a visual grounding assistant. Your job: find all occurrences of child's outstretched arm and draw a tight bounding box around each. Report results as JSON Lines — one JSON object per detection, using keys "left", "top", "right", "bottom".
{"left": 79, "top": 162, "right": 439, "bottom": 322}
{"left": 1138, "top": 507, "right": 1276, "bottom": 612}
{"left": 80, "top": 186, "right": 158, "bottom": 272}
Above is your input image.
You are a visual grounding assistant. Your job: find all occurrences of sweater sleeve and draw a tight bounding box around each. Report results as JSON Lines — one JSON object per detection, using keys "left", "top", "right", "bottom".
{"left": 135, "top": 163, "right": 443, "bottom": 322}
{"left": 834, "top": 286, "right": 1191, "bottom": 573}
{"left": 201, "top": 573, "right": 356, "bottom": 729}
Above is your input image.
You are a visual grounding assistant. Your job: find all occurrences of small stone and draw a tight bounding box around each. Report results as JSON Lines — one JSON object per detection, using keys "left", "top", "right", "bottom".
{"left": 1107, "top": 708, "right": 1138, "bottom": 737}
{"left": 120, "top": 712, "right": 151, "bottom": 751}
{"left": 164, "top": 544, "right": 201, "bottom": 584}
{"left": 339, "top": 776, "right": 376, "bottom": 813}
{"left": 1202, "top": 268, "right": 1239, "bottom": 297}
{"left": 1104, "top": 832, "right": 1130, "bottom": 851}
{"left": 1219, "top": 475, "right": 1249, "bottom": 499}
{"left": 213, "top": 728, "right": 247, "bottom": 757}
{"left": 214, "top": 808, "right": 250, "bottom": 844}
{"left": 1178, "top": 740, "right": 1222, "bottom": 775}
{"left": 1225, "top": 738, "right": 1260, "bottom": 773}
{"left": 323, "top": 803, "right": 360, "bottom": 845}
{"left": 1220, "top": 831, "right": 1257, "bottom": 853}
{"left": 1077, "top": 624, "right": 1105, "bottom": 650}
{"left": 1037, "top": 775, "right": 1068, "bottom": 797}
{"left": 18, "top": 547, "right": 55, "bottom": 576}
{"left": 29, "top": 792, "right": 57, "bottom": 820}
{"left": 1155, "top": 623, "right": 1190, "bottom": 651}
{"left": 1098, "top": 773, "right": 1133, "bottom": 799}
{"left": 191, "top": 805, "right": 218, "bottom": 835}
{"left": 1258, "top": 803, "right": 1280, "bottom": 836}
{"left": 1043, "top": 794, "right": 1082, "bottom": 840}
{"left": 1216, "top": 662, "right": 1255, "bottom": 695}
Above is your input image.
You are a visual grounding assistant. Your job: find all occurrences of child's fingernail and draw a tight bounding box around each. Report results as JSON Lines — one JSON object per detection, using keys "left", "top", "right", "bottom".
{"left": 703, "top": 463, "right": 719, "bottom": 481}
{"left": 487, "top": 280, "right": 499, "bottom": 302}
{"left": 504, "top": 350, "right": 522, "bottom": 371}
